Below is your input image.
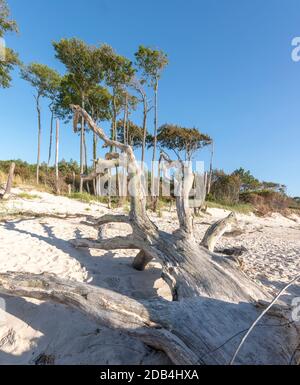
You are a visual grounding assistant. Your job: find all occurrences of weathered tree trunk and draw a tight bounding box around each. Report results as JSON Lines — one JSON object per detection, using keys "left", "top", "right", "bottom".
{"left": 207, "top": 140, "right": 214, "bottom": 195}
{"left": 47, "top": 106, "right": 54, "bottom": 167}
{"left": 93, "top": 132, "right": 97, "bottom": 195}
{"left": 1, "top": 106, "right": 298, "bottom": 366}
{"left": 1, "top": 162, "right": 15, "bottom": 200}
{"left": 201, "top": 212, "right": 238, "bottom": 252}
{"left": 79, "top": 95, "right": 85, "bottom": 193}
{"left": 36, "top": 95, "right": 41, "bottom": 184}
{"left": 151, "top": 79, "right": 159, "bottom": 212}
{"left": 55, "top": 119, "right": 60, "bottom": 194}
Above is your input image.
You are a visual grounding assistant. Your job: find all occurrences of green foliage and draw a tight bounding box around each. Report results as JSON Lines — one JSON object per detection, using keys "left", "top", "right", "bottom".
{"left": 0, "top": 159, "right": 79, "bottom": 190}
{"left": 57, "top": 159, "right": 80, "bottom": 175}
{"left": 54, "top": 74, "right": 81, "bottom": 122}
{"left": 53, "top": 38, "right": 103, "bottom": 98}
{"left": 17, "top": 192, "right": 39, "bottom": 200}
{"left": 0, "top": 0, "right": 19, "bottom": 88}
{"left": 86, "top": 85, "right": 112, "bottom": 123}
{"left": 151, "top": 124, "right": 211, "bottom": 160}
{"left": 56, "top": 76, "right": 111, "bottom": 125}
{"left": 68, "top": 192, "right": 108, "bottom": 204}
{"left": 68, "top": 192, "right": 97, "bottom": 203}
{"left": 210, "top": 171, "right": 241, "bottom": 204}
{"left": 135, "top": 45, "right": 168, "bottom": 86}
{"left": 206, "top": 201, "right": 254, "bottom": 214}
{"left": 20, "top": 63, "right": 61, "bottom": 99}
{"left": 0, "top": 0, "right": 17, "bottom": 37}
{"left": 232, "top": 168, "right": 260, "bottom": 192}
{"left": 100, "top": 44, "right": 135, "bottom": 89}
{"left": 116, "top": 119, "right": 143, "bottom": 148}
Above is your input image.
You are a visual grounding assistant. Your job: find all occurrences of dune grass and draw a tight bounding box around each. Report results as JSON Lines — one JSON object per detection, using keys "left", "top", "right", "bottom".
{"left": 206, "top": 200, "right": 254, "bottom": 214}
{"left": 17, "top": 192, "right": 40, "bottom": 200}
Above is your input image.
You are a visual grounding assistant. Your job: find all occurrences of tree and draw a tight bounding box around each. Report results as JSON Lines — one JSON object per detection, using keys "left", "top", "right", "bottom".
{"left": 53, "top": 38, "right": 104, "bottom": 192}
{"left": 100, "top": 45, "right": 135, "bottom": 147}
{"left": 86, "top": 85, "right": 112, "bottom": 168}
{"left": 210, "top": 170, "right": 241, "bottom": 204}
{"left": 155, "top": 124, "right": 212, "bottom": 161}
{"left": 135, "top": 46, "right": 168, "bottom": 207}
{"left": 1, "top": 106, "right": 296, "bottom": 366}
{"left": 116, "top": 119, "right": 143, "bottom": 148}
{"left": 45, "top": 71, "right": 61, "bottom": 167}
{"left": 0, "top": 0, "right": 19, "bottom": 88}
{"left": 130, "top": 76, "right": 151, "bottom": 168}
{"left": 20, "top": 63, "right": 61, "bottom": 184}
{"left": 232, "top": 168, "right": 260, "bottom": 192}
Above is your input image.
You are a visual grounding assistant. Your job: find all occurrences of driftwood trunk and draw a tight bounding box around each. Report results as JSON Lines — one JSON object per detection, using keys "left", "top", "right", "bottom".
{"left": 0, "top": 107, "right": 298, "bottom": 365}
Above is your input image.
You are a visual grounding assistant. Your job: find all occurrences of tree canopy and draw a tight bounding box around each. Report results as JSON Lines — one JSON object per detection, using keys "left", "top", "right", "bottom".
{"left": 0, "top": 0, "right": 19, "bottom": 88}
{"left": 116, "top": 119, "right": 143, "bottom": 148}
{"left": 20, "top": 63, "right": 61, "bottom": 99}
{"left": 135, "top": 45, "right": 168, "bottom": 85}
{"left": 153, "top": 124, "right": 212, "bottom": 161}
{"left": 53, "top": 38, "right": 104, "bottom": 99}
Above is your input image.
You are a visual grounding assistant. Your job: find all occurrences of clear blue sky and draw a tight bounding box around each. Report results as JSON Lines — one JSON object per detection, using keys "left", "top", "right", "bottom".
{"left": 1, "top": 0, "right": 300, "bottom": 196}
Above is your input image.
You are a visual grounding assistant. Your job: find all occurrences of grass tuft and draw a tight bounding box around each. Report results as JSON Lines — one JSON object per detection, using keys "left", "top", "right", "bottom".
{"left": 206, "top": 201, "right": 254, "bottom": 214}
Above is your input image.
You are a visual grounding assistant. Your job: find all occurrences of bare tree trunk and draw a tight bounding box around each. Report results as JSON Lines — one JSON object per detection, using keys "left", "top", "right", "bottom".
{"left": 47, "top": 106, "right": 54, "bottom": 167}
{"left": 83, "top": 128, "right": 88, "bottom": 174}
{"left": 207, "top": 140, "right": 214, "bottom": 195}
{"left": 2, "top": 106, "right": 298, "bottom": 366}
{"left": 151, "top": 79, "right": 159, "bottom": 211}
{"left": 36, "top": 95, "right": 41, "bottom": 185}
{"left": 201, "top": 212, "right": 238, "bottom": 252}
{"left": 55, "top": 119, "right": 60, "bottom": 195}
{"left": 119, "top": 93, "right": 129, "bottom": 206}
{"left": 141, "top": 97, "right": 148, "bottom": 170}
{"left": 1, "top": 162, "right": 15, "bottom": 200}
{"left": 93, "top": 132, "right": 97, "bottom": 195}
{"left": 72, "top": 171, "right": 76, "bottom": 192}
{"left": 79, "top": 96, "right": 85, "bottom": 193}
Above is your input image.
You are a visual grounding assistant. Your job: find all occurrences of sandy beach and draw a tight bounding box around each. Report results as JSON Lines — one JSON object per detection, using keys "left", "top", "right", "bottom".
{"left": 0, "top": 188, "right": 299, "bottom": 364}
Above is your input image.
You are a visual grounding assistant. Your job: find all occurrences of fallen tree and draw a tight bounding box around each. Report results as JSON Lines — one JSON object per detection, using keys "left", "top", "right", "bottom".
{"left": 0, "top": 107, "right": 298, "bottom": 365}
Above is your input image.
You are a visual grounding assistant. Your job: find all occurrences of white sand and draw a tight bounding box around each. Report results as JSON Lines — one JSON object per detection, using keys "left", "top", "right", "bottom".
{"left": 0, "top": 188, "right": 299, "bottom": 364}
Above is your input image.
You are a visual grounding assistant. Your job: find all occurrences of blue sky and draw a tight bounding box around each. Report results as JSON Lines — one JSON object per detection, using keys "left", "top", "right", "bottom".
{"left": 1, "top": 0, "right": 300, "bottom": 196}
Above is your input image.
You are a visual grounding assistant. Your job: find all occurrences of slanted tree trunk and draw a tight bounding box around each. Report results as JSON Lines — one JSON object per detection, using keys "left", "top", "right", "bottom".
{"left": 201, "top": 212, "right": 238, "bottom": 252}
{"left": 1, "top": 162, "right": 15, "bottom": 200}
{"left": 1, "top": 106, "right": 298, "bottom": 366}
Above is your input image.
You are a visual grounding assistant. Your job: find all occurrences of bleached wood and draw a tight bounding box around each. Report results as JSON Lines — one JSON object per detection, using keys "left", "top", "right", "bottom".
{"left": 201, "top": 212, "right": 238, "bottom": 252}
{"left": 1, "top": 107, "right": 297, "bottom": 365}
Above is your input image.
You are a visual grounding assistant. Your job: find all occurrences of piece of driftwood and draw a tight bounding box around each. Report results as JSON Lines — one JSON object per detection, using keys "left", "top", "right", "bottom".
{"left": 201, "top": 212, "right": 238, "bottom": 252}
{"left": 0, "top": 107, "right": 298, "bottom": 365}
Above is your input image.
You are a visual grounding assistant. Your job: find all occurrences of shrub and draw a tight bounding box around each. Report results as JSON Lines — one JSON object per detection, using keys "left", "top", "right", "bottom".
{"left": 210, "top": 172, "right": 241, "bottom": 204}
{"left": 240, "top": 191, "right": 289, "bottom": 215}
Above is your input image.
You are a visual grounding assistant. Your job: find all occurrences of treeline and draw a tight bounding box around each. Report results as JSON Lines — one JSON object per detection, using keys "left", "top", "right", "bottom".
{"left": 208, "top": 168, "right": 299, "bottom": 214}
{"left": 1, "top": 0, "right": 213, "bottom": 196}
